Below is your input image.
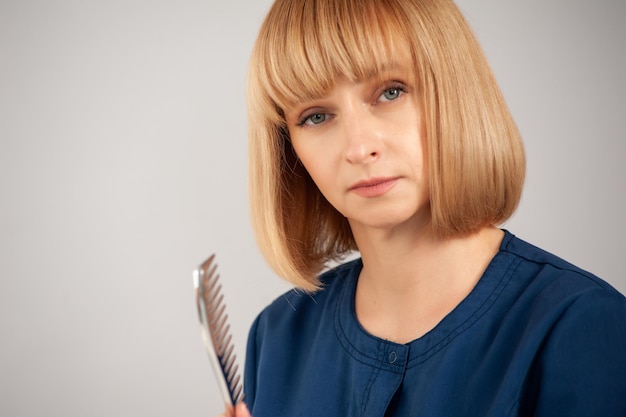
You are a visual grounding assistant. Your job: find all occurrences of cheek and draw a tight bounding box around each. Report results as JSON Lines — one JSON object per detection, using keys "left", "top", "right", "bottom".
{"left": 292, "top": 145, "right": 341, "bottom": 205}
{"left": 298, "top": 152, "right": 330, "bottom": 189}
{"left": 291, "top": 137, "right": 336, "bottom": 183}
{"left": 395, "top": 124, "right": 426, "bottom": 164}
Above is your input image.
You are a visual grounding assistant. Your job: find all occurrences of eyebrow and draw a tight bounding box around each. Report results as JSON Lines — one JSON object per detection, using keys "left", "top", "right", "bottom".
{"left": 281, "top": 61, "right": 414, "bottom": 111}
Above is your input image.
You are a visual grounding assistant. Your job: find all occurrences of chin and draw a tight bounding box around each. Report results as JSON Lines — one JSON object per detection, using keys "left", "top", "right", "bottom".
{"left": 351, "top": 207, "right": 428, "bottom": 231}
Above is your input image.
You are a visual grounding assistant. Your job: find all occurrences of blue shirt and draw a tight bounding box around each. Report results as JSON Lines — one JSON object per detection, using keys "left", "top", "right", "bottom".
{"left": 243, "top": 231, "right": 626, "bottom": 416}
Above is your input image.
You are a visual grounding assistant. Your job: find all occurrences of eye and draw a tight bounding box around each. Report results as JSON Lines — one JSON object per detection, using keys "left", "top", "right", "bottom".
{"left": 299, "top": 112, "right": 328, "bottom": 126}
{"left": 379, "top": 84, "right": 406, "bottom": 102}
{"left": 383, "top": 88, "right": 400, "bottom": 100}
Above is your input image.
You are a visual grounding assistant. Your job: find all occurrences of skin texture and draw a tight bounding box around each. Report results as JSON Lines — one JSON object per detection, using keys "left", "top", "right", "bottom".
{"left": 286, "top": 71, "right": 430, "bottom": 237}
{"left": 220, "top": 402, "right": 251, "bottom": 417}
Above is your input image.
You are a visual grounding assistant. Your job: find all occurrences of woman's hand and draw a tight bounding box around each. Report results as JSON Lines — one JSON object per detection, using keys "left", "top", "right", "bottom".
{"left": 219, "top": 402, "right": 252, "bottom": 417}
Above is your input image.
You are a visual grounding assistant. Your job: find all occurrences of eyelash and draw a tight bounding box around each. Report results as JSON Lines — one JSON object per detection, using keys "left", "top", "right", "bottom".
{"left": 379, "top": 83, "right": 407, "bottom": 102}
{"left": 296, "top": 81, "right": 408, "bottom": 127}
{"left": 297, "top": 112, "right": 326, "bottom": 127}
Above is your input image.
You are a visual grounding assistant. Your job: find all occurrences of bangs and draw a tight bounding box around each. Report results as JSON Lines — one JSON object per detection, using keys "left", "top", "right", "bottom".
{"left": 254, "top": 0, "right": 416, "bottom": 113}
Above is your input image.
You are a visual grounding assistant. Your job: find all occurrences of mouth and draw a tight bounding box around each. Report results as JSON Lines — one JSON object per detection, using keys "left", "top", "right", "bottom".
{"left": 348, "top": 177, "right": 400, "bottom": 198}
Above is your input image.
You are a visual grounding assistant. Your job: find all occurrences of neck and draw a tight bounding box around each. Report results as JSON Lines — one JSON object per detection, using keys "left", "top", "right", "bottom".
{"left": 352, "top": 223, "right": 504, "bottom": 343}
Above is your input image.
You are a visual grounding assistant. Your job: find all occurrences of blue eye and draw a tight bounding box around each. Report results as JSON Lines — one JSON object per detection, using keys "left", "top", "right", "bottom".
{"left": 302, "top": 113, "right": 327, "bottom": 126}
{"left": 381, "top": 87, "right": 402, "bottom": 101}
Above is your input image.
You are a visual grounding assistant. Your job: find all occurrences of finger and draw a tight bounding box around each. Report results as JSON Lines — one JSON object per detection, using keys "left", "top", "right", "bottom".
{"left": 234, "top": 402, "right": 252, "bottom": 417}
{"left": 219, "top": 403, "right": 235, "bottom": 417}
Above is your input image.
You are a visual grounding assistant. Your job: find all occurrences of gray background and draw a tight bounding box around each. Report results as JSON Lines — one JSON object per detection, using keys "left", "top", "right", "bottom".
{"left": 0, "top": 0, "right": 624, "bottom": 416}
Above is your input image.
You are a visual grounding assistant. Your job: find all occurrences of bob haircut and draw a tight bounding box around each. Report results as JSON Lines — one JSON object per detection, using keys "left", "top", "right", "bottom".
{"left": 248, "top": 0, "right": 525, "bottom": 292}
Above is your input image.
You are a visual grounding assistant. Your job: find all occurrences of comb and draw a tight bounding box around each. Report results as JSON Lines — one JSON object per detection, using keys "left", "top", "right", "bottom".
{"left": 193, "top": 254, "right": 243, "bottom": 405}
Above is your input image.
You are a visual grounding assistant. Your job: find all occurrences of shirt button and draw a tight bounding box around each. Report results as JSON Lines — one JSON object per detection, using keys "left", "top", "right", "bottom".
{"left": 389, "top": 351, "right": 397, "bottom": 364}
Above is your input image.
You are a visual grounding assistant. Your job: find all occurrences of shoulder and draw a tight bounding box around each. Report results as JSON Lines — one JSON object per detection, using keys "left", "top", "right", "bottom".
{"left": 494, "top": 231, "right": 625, "bottom": 354}
{"left": 501, "top": 230, "right": 623, "bottom": 301}
{"left": 250, "top": 258, "right": 362, "bottom": 340}
{"left": 244, "top": 260, "right": 361, "bottom": 412}
{"left": 243, "top": 258, "right": 362, "bottom": 407}
{"left": 498, "top": 232, "right": 626, "bottom": 414}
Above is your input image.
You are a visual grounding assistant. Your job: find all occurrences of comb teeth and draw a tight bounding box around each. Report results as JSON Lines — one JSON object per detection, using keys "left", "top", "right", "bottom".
{"left": 195, "top": 254, "right": 243, "bottom": 405}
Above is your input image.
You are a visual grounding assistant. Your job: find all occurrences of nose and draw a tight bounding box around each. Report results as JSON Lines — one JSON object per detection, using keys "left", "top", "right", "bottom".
{"left": 342, "top": 106, "right": 382, "bottom": 165}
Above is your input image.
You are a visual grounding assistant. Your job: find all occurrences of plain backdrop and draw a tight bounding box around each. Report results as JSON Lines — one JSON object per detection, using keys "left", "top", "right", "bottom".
{"left": 0, "top": 0, "right": 624, "bottom": 416}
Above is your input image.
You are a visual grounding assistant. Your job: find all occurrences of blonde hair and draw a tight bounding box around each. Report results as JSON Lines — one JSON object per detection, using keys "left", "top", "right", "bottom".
{"left": 248, "top": 0, "right": 525, "bottom": 291}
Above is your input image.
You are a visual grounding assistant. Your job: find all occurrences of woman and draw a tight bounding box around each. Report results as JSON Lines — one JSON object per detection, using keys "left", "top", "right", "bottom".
{"left": 223, "top": 0, "right": 626, "bottom": 415}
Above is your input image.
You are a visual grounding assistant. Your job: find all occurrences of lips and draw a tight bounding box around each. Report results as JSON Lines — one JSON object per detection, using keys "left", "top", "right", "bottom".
{"left": 348, "top": 177, "right": 400, "bottom": 198}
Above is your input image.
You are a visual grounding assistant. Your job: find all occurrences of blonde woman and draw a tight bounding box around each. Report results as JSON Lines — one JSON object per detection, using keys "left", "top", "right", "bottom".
{"left": 222, "top": 0, "right": 626, "bottom": 415}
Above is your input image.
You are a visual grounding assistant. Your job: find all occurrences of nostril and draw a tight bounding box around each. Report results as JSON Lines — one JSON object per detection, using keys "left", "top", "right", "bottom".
{"left": 345, "top": 144, "right": 381, "bottom": 164}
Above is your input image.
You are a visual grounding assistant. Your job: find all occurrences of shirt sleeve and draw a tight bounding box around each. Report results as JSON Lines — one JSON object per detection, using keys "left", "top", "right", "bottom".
{"left": 531, "top": 288, "right": 626, "bottom": 416}
{"left": 243, "top": 313, "right": 262, "bottom": 410}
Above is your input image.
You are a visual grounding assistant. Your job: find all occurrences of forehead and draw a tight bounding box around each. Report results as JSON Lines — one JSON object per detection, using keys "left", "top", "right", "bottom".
{"left": 290, "top": 60, "right": 417, "bottom": 105}
{"left": 256, "top": 0, "right": 418, "bottom": 111}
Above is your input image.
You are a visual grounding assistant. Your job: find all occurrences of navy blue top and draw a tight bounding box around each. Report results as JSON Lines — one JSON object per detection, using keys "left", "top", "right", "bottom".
{"left": 243, "top": 231, "right": 626, "bottom": 416}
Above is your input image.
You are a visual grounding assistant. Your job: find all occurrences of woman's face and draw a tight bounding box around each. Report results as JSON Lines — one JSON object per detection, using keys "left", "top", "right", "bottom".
{"left": 285, "top": 66, "right": 430, "bottom": 234}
